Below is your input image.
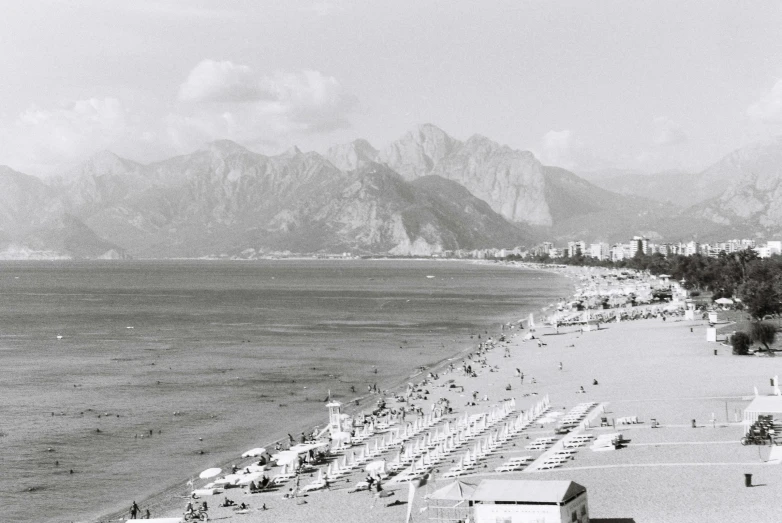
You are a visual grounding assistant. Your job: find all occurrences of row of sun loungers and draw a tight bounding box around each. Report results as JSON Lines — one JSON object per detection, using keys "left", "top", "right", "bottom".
{"left": 438, "top": 397, "right": 551, "bottom": 479}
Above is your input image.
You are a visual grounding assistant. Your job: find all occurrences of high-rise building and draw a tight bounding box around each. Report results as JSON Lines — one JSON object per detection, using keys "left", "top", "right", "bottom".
{"left": 589, "top": 243, "right": 610, "bottom": 260}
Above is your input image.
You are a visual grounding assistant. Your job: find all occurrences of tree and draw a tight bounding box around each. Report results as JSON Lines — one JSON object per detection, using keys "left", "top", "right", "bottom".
{"left": 750, "top": 322, "right": 777, "bottom": 351}
{"left": 732, "top": 331, "right": 751, "bottom": 355}
{"left": 738, "top": 261, "right": 782, "bottom": 320}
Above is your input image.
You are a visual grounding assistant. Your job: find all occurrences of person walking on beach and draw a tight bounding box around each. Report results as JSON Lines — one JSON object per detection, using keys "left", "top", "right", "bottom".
{"left": 130, "top": 500, "right": 139, "bottom": 519}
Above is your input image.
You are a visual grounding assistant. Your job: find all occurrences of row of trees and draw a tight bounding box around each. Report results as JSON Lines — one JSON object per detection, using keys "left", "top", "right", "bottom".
{"left": 516, "top": 249, "right": 782, "bottom": 321}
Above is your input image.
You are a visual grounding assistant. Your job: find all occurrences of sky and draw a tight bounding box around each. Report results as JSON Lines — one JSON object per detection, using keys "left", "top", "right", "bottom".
{"left": 2, "top": 0, "right": 782, "bottom": 176}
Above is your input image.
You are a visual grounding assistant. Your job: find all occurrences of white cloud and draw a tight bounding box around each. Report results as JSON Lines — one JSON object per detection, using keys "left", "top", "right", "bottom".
{"left": 747, "top": 79, "right": 782, "bottom": 123}
{"left": 0, "top": 97, "right": 129, "bottom": 173}
{"left": 0, "top": 62, "right": 358, "bottom": 174}
{"left": 178, "top": 60, "right": 276, "bottom": 103}
{"left": 177, "top": 60, "right": 359, "bottom": 134}
{"left": 538, "top": 129, "right": 578, "bottom": 169}
{"left": 653, "top": 116, "right": 688, "bottom": 146}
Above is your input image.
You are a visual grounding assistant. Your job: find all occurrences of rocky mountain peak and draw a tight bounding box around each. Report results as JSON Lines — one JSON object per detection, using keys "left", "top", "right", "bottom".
{"left": 205, "top": 139, "right": 252, "bottom": 157}
{"left": 377, "top": 124, "right": 461, "bottom": 180}
{"left": 326, "top": 138, "right": 379, "bottom": 171}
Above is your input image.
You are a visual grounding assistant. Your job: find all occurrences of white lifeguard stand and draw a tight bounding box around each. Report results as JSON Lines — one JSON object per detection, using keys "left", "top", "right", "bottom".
{"left": 684, "top": 300, "right": 695, "bottom": 321}
{"left": 326, "top": 401, "right": 343, "bottom": 435}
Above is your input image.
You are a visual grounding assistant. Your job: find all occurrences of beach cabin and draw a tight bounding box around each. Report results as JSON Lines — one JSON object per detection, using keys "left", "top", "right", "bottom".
{"left": 744, "top": 395, "right": 782, "bottom": 433}
{"left": 468, "top": 479, "right": 588, "bottom": 523}
{"left": 326, "top": 401, "right": 343, "bottom": 434}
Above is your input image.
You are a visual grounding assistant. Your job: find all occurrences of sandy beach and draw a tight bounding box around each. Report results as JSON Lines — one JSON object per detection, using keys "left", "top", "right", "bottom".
{"left": 118, "top": 267, "right": 782, "bottom": 523}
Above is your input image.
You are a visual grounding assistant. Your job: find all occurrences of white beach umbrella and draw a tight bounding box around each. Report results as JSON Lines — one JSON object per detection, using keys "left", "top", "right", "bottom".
{"left": 241, "top": 447, "right": 266, "bottom": 457}
{"left": 199, "top": 467, "right": 221, "bottom": 479}
{"left": 366, "top": 459, "right": 387, "bottom": 474}
{"left": 275, "top": 451, "right": 300, "bottom": 466}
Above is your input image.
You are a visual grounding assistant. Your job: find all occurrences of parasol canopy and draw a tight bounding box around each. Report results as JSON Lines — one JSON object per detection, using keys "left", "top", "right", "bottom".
{"left": 199, "top": 467, "right": 221, "bottom": 479}
{"left": 241, "top": 447, "right": 266, "bottom": 458}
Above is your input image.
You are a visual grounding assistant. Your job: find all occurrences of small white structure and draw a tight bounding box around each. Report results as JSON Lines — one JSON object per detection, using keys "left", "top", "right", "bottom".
{"left": 326, "top": 401, "right": 343, "bottom": 435}
{"left": 744, "top": 395, "right": 782, "bottom": 433}
{"left": 469, "top": 479, "right": 588, "bottom": 523}
{"left": 706, "top": 328, "right": 717, "bottom": 342}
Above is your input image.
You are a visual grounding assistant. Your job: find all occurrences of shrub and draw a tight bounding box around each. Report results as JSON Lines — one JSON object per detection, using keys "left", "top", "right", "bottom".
{"left": 732, "top": 331, "right": 751, "bottom": 355}
{"left": 750, "top": 322, "right": 777, "bottom": 351}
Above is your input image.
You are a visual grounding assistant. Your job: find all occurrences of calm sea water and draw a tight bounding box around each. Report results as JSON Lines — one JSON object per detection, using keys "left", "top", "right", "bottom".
{"left": 0, "top": 259, "right": 570, "bottom": 523}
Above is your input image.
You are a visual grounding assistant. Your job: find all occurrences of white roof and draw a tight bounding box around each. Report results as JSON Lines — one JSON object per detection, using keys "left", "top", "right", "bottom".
{"left": 469, "top": 479, "right": 585, "bottom": 503}
{"left": 745, "top": 395, "right": 782, "bottom": 414}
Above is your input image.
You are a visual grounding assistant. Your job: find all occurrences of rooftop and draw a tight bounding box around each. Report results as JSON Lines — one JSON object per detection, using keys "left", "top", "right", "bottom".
{"left": 469, "top": 479, "right": 586, "bottom": 504}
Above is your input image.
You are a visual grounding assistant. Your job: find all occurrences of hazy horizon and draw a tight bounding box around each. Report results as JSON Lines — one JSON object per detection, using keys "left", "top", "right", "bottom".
{"left": 2, "top": 1, "right": 782, "bottom": 176}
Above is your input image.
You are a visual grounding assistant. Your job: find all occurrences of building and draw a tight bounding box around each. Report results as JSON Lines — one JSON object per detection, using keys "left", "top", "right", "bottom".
{"left": 469, "top": 479, "right": 589, "bottom": 523}
{"left": 589, "top": 243, "right": 610, "bottom": 261}
{"left": 567, "top": 241, "right": 586, "bottom": 258}
{"left": 767, "top": 241, "right": 782, "bottom": 256}
{"left": 685, "top": 241, "right": 699, "bottom": 256}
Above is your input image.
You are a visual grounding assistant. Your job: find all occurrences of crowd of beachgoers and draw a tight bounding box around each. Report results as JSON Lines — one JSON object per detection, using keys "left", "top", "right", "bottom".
{"left": 110, "top": 263, "right": 731, "bottom": 523}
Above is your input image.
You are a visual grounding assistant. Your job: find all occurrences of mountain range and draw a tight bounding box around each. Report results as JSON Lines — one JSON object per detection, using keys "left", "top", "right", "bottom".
{"left": 2, "top": 125, "right": 782, "bottom": 258}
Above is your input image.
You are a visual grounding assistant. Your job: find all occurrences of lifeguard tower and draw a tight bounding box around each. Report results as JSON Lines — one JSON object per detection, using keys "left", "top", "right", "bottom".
{"left": 326, "top": 401, "right": 343, "bottom": 435}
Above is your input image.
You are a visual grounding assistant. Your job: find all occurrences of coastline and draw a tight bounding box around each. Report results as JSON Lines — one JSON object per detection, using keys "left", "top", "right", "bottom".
{"left": 103, "top": 263, "right": 782, "bottom": 523}
{"left": 88, "top": 260, "right": 573, "bottom": 523}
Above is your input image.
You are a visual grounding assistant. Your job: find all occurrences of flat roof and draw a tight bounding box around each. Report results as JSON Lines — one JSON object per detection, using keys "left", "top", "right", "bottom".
{"left": 746, "top": 395, "right": 782, "bottom": 413}
{"left": 469, "top": 480, "right": 586, "bottom": 504}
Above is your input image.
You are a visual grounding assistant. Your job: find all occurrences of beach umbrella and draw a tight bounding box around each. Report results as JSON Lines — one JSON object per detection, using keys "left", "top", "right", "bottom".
{"left": 275, "top": 451, "right": 300, "bottom": 466}
{"left": 366, "top": 459, "right": 387, "bottom": 474}
{"left": 715, "top": 297, "right": 734, "bottom": 305}
{"left": 199, "top": 467, "right": 221, "bottom": 479}
{"left": 241, "top": 447, "right": 266, "bottom": 458}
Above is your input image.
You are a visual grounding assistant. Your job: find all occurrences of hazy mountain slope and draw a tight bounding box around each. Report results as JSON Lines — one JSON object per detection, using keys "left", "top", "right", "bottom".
{"left": 542, "top": 166, "right": 727, "bottom": 242}
{"left": 74, "top": 143, "right": 531, "bottom": 257}
{"left": 0, "top": 165, "right": 126, "bottom": 258}
{"left": 691, "top": 137, "right": 782, "bottom": 232}
{"left": 581, "top": 170, "right": 701, "bottom": 207}
{"left": 375, "top": 125, "right": 551, "bottom": 226}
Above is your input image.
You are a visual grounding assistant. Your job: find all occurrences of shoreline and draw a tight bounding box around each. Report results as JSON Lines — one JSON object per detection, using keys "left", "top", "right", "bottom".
{"left": 90, "top": 262, "right": 573, "bottom": 523}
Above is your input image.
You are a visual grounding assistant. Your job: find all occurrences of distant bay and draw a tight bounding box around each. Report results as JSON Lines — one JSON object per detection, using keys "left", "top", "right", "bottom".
{"left": 0, "top": 259, "right": 571, "bottom": 523}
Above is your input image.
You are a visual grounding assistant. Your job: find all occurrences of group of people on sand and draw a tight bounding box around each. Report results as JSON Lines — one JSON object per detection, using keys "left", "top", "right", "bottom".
{"left": 128, "top": 500, "right": 150, "bottom": 519}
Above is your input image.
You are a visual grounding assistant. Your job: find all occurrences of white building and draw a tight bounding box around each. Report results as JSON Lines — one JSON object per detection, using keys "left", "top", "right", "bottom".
{"left": 767, "top": 241, "right": 782, "bottom": 256}
{"left": 589, "top": 243, "right": 610, "bottom": 260}
{"left": 469, "top": 479, "right": 589, "bottom": 523}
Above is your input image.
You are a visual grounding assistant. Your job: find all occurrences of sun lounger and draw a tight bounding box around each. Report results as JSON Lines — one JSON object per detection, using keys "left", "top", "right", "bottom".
{"left": 192, "top": 488, "right": 222, "bottom": 496}
{"left": 441, "top": 469, "right": 465, "bottom": 478}
{"left": 538, "top": 461, "right": 562, "bottom": 469}
{"left": 495, "top": 463, "right": 525, "bottom": 472}
{"left": 508, "top": 455, "right": 533, "bottom": 463}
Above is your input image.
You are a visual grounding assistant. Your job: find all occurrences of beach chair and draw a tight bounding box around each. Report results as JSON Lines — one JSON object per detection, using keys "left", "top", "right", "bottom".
{"left": 600, "top": 417, "right": 610, "bottom": 427}
{"left": 301, "top": 470, "right": 328, "bottom": 493}
{"left": 538, "top": 461, "right": 562, "bottom": 470}
{"left": 495, "top": 463, "right": 524, "bottom": 472}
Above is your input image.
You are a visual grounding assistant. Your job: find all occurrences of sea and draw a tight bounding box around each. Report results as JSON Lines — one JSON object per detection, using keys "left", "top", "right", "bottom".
{"left": 0, "top": 259, "right": 571, "bottom": 523}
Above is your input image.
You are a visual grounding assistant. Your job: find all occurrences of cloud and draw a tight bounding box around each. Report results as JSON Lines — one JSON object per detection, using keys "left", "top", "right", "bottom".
{"left": 653, "top": 116, "right": 688, "bottom": 146}
{"left": 178, "top": 60, "right": 276, "bottom": 103}
{"left": 0, "top": 62, "right": 359, "bottom": 174}
{"left": 177, "top": 60, "right": 359, "bottom": 134}
{"left": 0, "top": 97, "right": 129, "bottom": 173}
{"left": 747, "top": 79, "right": 782, "bottom": 123}
{"left": 538, "top": 129, "right": 578, "bottom": 169}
